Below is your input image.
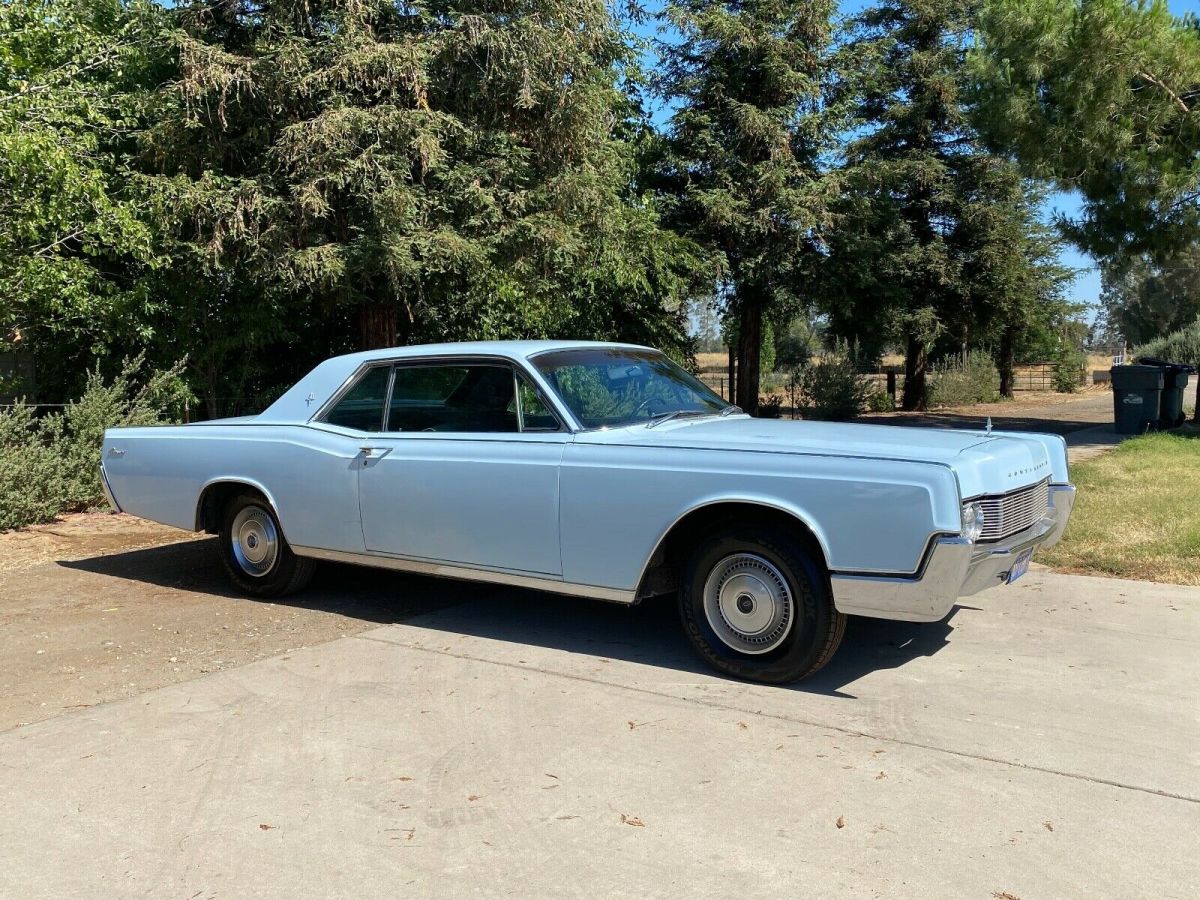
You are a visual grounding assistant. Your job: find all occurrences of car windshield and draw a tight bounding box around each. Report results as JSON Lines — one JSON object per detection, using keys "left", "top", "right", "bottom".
{"left": 532, "top": 348, "right": 731, "bottom": 429}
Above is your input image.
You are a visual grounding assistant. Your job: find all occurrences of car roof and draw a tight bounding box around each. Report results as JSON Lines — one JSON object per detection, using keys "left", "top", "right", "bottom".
{"left": 326, "top": 340, "right": 652, "bottom": 366}
{"left": 255, "top": 340, "right": 654, "bottom": 425}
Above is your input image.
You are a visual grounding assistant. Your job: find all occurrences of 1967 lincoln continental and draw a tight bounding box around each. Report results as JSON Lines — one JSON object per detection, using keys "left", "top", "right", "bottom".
{"left": 101, "top": 341, "right": 1075, "bottom": 683}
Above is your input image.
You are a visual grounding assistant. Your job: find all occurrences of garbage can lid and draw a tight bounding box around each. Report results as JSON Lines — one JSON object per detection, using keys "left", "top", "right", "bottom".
{"left": 1136, "top": 356, "right": 1197, "bottom": 374}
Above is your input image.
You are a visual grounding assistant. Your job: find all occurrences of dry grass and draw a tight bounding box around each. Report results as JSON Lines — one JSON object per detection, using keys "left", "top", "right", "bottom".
{"left": 696, "top": 352, "right": 728, "bottom": 372}
{"left": 1039, "top": 428, "right": 1200, "bottom": 585}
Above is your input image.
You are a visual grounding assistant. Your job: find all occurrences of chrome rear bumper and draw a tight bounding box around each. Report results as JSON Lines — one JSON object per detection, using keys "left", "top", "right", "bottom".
{"left": 830, "top": 484, "right": 1075, "bottom": 623}
{"left": 99, "top": 463, "right": 122, "bottom": 513}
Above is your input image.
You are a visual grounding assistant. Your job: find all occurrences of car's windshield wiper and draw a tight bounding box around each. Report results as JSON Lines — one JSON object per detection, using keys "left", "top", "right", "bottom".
{"left": 719, "top": 404, "right": 743, "bottom": 417}
{"left": 645, "top": 408, "right": 728, "bottom": 429}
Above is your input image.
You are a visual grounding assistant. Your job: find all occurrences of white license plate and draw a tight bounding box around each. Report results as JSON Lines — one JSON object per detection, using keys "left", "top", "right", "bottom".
{"left": 1007, "top": 549, "right": 1034, "bottom": 584}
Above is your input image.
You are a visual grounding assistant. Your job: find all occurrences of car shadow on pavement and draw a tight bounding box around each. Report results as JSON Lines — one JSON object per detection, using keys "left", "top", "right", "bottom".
{"left": 58, "top": 538, "right": 496, "bottom": 623}
{"left": 401, "top": 588, "right": 957, "bottom": 697}
{"left": 61, "top": 540, "right": 957, "bottom": 696}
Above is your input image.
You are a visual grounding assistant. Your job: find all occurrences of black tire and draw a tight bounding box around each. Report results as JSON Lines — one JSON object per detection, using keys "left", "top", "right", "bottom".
{"left": 678, "top": 525, "right": 846, "bottom": 684}
{"left": 218, "top": 493, "right": 316, "bottom": 598}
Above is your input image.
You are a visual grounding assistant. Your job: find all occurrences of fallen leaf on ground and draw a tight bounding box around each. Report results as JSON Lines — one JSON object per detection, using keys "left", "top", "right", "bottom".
{"left": 620, "top": 814, "right": 645, "bottom": 827}
{"left": 737, "top": 721, "right": 748, "bottom": 730}
{"left": 1043, "top": 821, "right": 1054, "bottom": 832}
{"left": 259, "top": 824, "right": 275, "bottom": 831}
{"left": 835, "top": 816, "right": 846, "bottom": 829}
{"left": 467, "top": 794, "right": 480, "bottom": 802}
{"left": 992, "top": 892, "right": 1020, "bottom": 900}
{"left": 875, "top": 771, "right": 886, "bottom": 780}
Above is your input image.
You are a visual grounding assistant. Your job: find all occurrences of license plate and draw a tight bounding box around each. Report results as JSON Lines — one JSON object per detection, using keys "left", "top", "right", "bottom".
{"left": 1007, "top": 549, "right": 1033, "bottom": 584}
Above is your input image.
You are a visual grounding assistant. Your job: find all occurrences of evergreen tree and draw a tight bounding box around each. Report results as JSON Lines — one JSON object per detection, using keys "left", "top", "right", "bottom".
{"left": 973, "top": 0, "right": 1200, "bottom": 260}
{"left": 821, "top": 0, "right": 1072, "bottom": 408}
{"left": 1098, "top": 246, "right": 1200, "bottom": 346}
{"left": 653, "top": 0, "right": 834, "bottom": 414}
{"left": 143, "top": 0, "right": 701, "bottom": 409}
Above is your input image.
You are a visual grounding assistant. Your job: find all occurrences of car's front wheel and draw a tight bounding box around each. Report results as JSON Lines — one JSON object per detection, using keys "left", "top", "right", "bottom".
{"left": 218, "top": 493, "right": 316, "bottom": 597}
{"left": 679, "top": 526, "right": 846, "bottom": 684}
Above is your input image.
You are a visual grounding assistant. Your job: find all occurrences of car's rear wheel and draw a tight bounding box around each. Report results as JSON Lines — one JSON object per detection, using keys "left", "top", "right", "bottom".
{"left": 218, "top": 493, "right": 315, "bottom": 597}
{"left": 679, "top": 525, "right": 846, "bottom": 684}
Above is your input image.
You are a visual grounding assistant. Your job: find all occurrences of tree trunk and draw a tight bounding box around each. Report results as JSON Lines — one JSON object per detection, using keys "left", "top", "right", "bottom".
{"left": 359, "top": 303, "right": 398, "bottom": 350}
{"left": 726, "top": 343, "right": 737, "bottom": 404}
{"left": 998, "top": 325, "right": 1016, "bottom": 399}
{"left": 901, "top": 335, "right": 927, "bottom": 411}
{"left": 735, "top": 297, "right": 763, "bottom": 415}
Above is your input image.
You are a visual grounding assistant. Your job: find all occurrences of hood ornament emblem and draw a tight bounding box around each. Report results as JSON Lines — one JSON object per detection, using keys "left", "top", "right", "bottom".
{"left": 985, "top": 416, "right": 992, "bottom": 435}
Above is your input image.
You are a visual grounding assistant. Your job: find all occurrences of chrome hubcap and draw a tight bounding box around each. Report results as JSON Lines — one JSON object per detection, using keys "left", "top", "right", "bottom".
{"left": 702, "top": 553, "right": 794, "bottom": 655}
{"left": 230, "top": 505, "right": 279, "bottom": 577}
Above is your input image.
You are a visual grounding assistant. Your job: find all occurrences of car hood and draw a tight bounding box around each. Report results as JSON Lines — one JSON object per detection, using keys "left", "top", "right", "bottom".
{"left": 583, "top": 416, "right": 1063, "bottom": 499}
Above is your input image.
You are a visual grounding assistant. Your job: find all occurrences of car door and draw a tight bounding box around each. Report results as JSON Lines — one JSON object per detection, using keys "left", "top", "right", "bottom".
{"left": 352, "top": 359, "right": 568, "bottom": 575}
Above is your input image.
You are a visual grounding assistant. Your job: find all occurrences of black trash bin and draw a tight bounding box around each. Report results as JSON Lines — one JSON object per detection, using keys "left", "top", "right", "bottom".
{"left": 1137, "top": 356, "right": 1196, "bottom": 428}
{"left": 1110, "top": 364, "right": 1163, "bottom": 434}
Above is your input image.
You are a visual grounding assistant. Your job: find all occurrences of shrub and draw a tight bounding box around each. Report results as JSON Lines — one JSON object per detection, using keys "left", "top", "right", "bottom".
{"left": 0, "top": 356, "right": 191, "bottom": 531}
{"left": 759, "top": 394, "right": 783, "bottom": 418}
{"left": 927, "top": 352, "right": 1000, "bottom": 407}
{"left": 866, "top": 387, "right": 896, "bottom": 412}
{"left": 1051, "top": 344, "right": 1087, "bottom": 393}
{"left": 1135, "top": 319, "right": 1200, "bottom": 367}
{"left": 797, "top": 349, "right": 872, "bottom": 421}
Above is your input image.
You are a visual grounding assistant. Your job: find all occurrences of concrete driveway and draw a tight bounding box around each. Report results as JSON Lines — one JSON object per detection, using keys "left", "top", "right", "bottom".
{"left": 1, "top": 551, "right": 1197, "bottom": 898}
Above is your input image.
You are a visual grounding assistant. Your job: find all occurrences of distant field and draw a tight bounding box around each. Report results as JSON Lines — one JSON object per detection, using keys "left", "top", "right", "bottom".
{"left": 696, "top": 352, "right": 727, "bottom": 372}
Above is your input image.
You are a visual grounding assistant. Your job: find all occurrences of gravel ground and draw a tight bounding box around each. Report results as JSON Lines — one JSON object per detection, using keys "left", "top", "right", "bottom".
{"left": 0, "top": 524, "right": 481, "bottom": 731}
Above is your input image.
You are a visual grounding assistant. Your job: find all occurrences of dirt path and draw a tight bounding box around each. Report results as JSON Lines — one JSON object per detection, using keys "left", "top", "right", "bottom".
{"left": 857, "top": 386, "right": 1117, "bottom": 435}
{"left": 0, "top": 517, "right": 484, "bottom": 731}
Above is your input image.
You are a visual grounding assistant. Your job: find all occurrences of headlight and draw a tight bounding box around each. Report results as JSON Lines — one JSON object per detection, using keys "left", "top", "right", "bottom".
{"left": 961, "top": 502, "right": 986, "bottom": 543}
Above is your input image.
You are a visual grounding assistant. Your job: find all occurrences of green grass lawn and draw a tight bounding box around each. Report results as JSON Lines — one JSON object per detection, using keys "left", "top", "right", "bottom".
{"left": 1038, "top": 428, "right": 1200, "bottom": 585}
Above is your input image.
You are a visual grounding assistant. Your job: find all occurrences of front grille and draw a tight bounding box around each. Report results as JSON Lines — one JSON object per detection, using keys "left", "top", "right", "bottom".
{"left": 977, "top": 478, "right": 1051, "bottom": 542}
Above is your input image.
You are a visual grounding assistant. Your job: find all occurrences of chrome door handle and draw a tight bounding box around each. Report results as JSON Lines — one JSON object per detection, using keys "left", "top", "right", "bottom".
{"left": 358, "top": 446, "right": 391, "bottom": 458}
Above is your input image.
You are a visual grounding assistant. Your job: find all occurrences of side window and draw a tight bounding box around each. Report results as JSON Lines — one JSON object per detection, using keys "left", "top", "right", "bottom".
{"left": 387, "top": 364, "right": 518, "bottom": 433}
{"left": 517, "top": 376, "right": 560, "bottom": 432}
{"left": 323, "top": 365, "right": 390, "bottom": 432}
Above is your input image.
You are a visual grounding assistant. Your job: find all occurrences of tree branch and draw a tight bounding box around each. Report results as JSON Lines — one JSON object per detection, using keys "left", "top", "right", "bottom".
{"left": 1136, "top": 70, "right": 1192, "bottom": 115}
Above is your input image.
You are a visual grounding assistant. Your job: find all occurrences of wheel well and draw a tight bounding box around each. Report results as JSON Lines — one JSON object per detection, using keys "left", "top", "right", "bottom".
{"left": 635, "top": 502, "right": 827, "bottom": 600}
{"left": 196, "top": 482, "right": 269, "bottom": 533}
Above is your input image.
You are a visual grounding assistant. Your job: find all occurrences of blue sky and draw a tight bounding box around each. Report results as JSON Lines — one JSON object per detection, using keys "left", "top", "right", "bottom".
{"left": 637, "top": 0, "right": 1200, "bottom": 321}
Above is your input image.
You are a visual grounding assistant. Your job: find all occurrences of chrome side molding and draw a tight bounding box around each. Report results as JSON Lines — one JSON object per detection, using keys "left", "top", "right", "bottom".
{"left": 291, "top": 545, "right": 636, "bottom": 605}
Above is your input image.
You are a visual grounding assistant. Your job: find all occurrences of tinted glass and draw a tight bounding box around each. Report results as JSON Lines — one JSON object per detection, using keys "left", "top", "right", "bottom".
{"left": 387, "top": 364, "right": 518, "bottom": 433}
{"left": 533, "top": 349, "right": 727, "bottom": 429}
{"left": 323, "top": 365, "right": 390, "bottom": 432}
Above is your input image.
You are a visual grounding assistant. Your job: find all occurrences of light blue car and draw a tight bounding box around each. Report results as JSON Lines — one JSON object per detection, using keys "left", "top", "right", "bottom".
{"left": 101, "top": 341, "right": 1075, "bottom": 683}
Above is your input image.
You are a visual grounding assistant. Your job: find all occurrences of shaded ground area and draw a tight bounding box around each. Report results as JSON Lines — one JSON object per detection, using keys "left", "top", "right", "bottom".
{"left": 0, "top": 510, "right": 185, "bottom": 573}
{"left": 0, "top": 536, "right": 488, "bottom": 730}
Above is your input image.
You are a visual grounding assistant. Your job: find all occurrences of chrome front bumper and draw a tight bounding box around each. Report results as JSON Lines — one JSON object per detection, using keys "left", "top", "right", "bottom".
{"left": 831, "top": 484, "right": 1076, "bottom": 623}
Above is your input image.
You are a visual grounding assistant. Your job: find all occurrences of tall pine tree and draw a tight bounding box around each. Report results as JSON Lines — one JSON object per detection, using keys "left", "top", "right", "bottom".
{"left": 822, "top": 0, "right": 1071, "bottom": 408}
{"left": 654, "top": 0, "right": 834, "bottom": 414}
